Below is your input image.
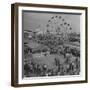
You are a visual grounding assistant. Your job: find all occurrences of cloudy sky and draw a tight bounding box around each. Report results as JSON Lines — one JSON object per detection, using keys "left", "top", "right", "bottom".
{"left": 22, "top": 11, "right": 80, "bottom": 33}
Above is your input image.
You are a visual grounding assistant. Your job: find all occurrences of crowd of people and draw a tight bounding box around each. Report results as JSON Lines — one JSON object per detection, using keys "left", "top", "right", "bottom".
{"left": 24, "top": 48, "right": 80, "bottom": 77}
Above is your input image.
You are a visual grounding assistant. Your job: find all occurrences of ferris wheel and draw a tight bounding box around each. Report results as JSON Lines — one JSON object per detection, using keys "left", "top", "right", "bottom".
{"left": 46, "top": 15, "right": 73, "bottom": 39}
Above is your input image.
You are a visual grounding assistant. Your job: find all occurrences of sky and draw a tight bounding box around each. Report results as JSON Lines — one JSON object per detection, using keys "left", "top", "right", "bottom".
{"left": 23, "top": 11, "right": 80, "bottom": 33}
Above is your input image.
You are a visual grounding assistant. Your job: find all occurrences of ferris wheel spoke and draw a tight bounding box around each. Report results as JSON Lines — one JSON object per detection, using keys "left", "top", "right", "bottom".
{"left": 45, "top": 15, "right": 72, "bottom": 37}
